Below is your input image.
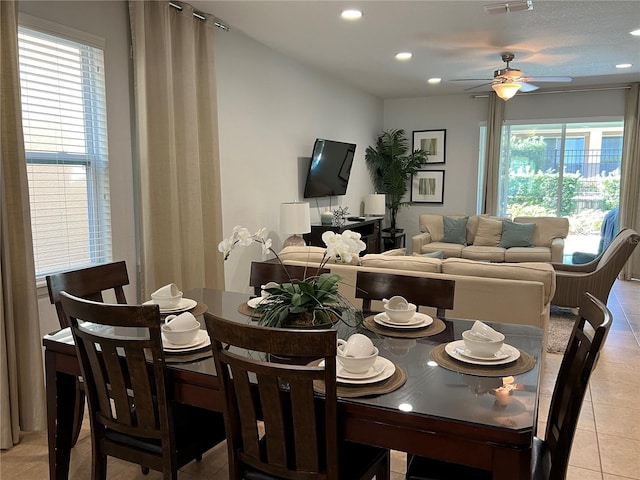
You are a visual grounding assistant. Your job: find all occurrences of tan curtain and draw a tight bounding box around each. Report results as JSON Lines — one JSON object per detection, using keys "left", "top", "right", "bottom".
{"left": 481, "top": 92, "right": 505, "bottom": 215}
{"left": 129, "top": 1, "right": 224, "bottom": 298}
{"left": 0, "top": 0, "right": 46, "bottom": 449}
{"left": 620, "top": 83, "right": 640, "bottom": 280}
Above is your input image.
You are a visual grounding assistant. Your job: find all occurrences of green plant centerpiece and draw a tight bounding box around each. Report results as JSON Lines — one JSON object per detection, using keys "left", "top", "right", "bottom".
{"left": 218, "top": 226, "right": 366, "bottom": 328}
{"left": 365, "top": 129, "right": 427, "bottom": 233}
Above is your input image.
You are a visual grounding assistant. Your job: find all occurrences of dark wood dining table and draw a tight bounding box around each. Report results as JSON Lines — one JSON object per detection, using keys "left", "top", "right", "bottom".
{"left": 43, "top": 288, "right": 544, "bottom": 480}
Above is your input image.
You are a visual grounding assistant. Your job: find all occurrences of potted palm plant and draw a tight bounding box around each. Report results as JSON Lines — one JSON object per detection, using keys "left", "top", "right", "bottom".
{"left": 365, "top": 129, "right": 427, "bottom": 233}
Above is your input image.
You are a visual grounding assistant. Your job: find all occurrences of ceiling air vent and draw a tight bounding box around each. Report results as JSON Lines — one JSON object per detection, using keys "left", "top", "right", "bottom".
{"left": 483, "top": 1, "right": 533, "bottom": 14}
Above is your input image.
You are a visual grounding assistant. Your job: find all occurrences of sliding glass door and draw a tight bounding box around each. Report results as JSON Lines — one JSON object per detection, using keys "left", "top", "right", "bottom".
{"left": 497, "top": 120, "right": 623, "bottom": 260}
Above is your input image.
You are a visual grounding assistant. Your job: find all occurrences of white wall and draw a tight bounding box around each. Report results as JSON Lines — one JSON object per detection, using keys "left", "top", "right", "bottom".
{"left": 215, "top": 28, "right": 383, "bottom": 293}
{"left": 18, "top": 1, "right": 137, "bottom": 338}
{"left": 384, "top": 88, "right": 627, "bottom": 251}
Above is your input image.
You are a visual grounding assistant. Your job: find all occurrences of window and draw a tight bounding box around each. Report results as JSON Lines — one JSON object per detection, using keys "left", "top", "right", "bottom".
{"left": 18, "top": 24, "right": 111, "bottom": 277}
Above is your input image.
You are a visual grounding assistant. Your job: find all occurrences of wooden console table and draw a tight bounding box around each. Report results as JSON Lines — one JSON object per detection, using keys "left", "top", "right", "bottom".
{"left": 304, "top": 217, "right": 382, "bottom": 254}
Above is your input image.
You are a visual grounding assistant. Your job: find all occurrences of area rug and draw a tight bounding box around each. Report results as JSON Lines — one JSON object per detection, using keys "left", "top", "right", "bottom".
{"left": 547, "top": 306, "right": 579, "bottom": 354}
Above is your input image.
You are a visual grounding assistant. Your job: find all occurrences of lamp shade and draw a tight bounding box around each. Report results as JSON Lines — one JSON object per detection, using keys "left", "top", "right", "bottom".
{"left": 492, "top": 82, "right": 521, "bottom": 101}
{"left": 280, "top": 202, "right": 311, "bottom": 234}
{"left": 364, "top": 194, "right": 386, "bottom": 216}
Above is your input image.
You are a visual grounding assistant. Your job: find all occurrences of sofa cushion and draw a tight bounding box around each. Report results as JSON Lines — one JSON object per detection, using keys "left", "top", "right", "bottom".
{"left": 361, "top": 254, "right": 441, "bottom": 273}
{"left": 504, "top": 247, "right": 552, "bottom": 263}
{"left": 420, "top": 242, "right": 464, "bottom": 258}
{"left": 500, "top": 220, "right": 536, "bottom": 248}
{"left": 381, "top": 248, "right": 407, "bottom": 256}
{"left": 441, "top": 258, "right": 555, "bottom": 304}
{"left": 443, "top": 216, "right": 469, "bottom": 245}
{"left": 473, "top": 217, "right": 503, "bottom": 246}
{"left": 461, "top": 246, "right": 506, "bottom": 262}
{"left": 420, "top": 250, "right": 444, "bottom": 259}
{"left": 278, "top": 246, "right": 360, "bottom": 265}
{"left": 513, "top": 216, "right": 569, "bottom": 247}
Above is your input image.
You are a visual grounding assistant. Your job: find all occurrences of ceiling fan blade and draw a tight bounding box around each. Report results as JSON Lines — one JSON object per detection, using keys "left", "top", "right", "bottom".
{"left": 521, "top": 76, "right": 573, "bottom": 83}
{"left": 464, "top": 82, "right": 494, "bottom": 92}
{"left": 450, "top": 78, "right": 493, "bottom": 82}
{"left": 517, "top": 82, "right": 539, "bottom": 92}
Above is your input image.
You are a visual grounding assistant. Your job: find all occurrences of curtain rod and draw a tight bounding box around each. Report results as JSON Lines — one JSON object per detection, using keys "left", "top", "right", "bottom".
{"left": 168, "top": 1, "right": 229, "bottom": 31}
{"left": 472, "top": 84, "right": 631, "bottom": 99}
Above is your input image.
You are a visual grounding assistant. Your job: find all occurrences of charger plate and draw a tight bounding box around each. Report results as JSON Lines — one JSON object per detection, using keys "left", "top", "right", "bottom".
{"left": 238, "top": 302, "right": 261, "bottom": 318}
{"left": 363, "top": 315, "right": 446, "bottom": 339}
{"left": 430, "top": 343, "right": 535, "bottom": 377}
{"left": 308, "top": 358, "right": 407, "bottom": 398}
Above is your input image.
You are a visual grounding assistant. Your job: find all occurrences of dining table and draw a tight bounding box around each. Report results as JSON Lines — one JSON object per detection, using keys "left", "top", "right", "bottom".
{"left": 43, "top": 288, "right": 544, "bottom": 480}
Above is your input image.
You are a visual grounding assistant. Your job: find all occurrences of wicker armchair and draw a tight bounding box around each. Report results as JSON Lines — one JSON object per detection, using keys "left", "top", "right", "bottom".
{"left": 551, "top": 228, "right": 639, "bottom": 308}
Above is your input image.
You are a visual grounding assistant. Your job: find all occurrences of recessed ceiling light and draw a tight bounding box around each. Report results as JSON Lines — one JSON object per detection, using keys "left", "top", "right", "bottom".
{"left": 616, "top": 63, "right": 632, "bottom": 69}
{"left": 395, "top": 52, "right": 412, "bottom": 61}
{"left": 341, "top": 9, "right": 362, "bottom": 20}
{"left": 630, "top": 29, "right": 640, "bottom": 36}
{"left": 427, "top": 78, "right": 442, "bottom": 84}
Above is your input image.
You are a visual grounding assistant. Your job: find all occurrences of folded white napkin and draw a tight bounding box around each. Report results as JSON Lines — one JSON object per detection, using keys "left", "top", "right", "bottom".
{"left": 469, "top": 320, "right": 502, "bottom": 341}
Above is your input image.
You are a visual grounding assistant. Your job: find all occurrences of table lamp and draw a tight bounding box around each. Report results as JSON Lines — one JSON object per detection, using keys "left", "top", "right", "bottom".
{"left": 364, "top": 193, "right": 386, "bottom": 217}
{"left": 280, "top": 202, "right": 311, "bottom": 247}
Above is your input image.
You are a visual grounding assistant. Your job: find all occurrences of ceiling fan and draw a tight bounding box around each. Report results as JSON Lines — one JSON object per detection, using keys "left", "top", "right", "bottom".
{"left": 453, "top": 52, "right": 573, "bottom": 100}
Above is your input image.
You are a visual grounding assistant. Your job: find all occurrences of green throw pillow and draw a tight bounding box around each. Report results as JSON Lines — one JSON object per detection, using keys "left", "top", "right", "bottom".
{"left": 500, "top": 220, "right": 536, "bottom": 248}
{"left": 442, "top": 216, "right": 468, "bottom": 245}
{"left": 421, "top": 250, "right": 444, "bottom": 259}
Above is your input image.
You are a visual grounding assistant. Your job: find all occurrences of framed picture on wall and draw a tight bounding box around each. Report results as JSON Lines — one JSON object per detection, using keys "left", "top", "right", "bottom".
{"left": 411, "top": 170, "right": 445, "bottom": 204}
{"left": 412, "top": 129, "right": 446, "bottom": 164}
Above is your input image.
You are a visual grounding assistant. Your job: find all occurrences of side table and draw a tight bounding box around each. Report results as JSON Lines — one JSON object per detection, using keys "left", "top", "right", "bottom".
{"left": 381, "top": 231, "right": 406, "bottom": 251}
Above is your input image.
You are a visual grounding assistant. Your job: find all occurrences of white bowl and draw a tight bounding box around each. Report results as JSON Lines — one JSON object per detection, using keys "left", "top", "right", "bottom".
{"left": 337, "top": 347, "right": 379, "bottom": 374}
{"left": 151, "top": 291, "right": 183, "bottom": 309}
{"left": 161, "top": 323, "right": 200, "bottom": 345}
{"left": 383, "top": 302, "right": 417, "bottom": 323}
{"left": 462, "top": 329, "right": 505, "bottom": 358}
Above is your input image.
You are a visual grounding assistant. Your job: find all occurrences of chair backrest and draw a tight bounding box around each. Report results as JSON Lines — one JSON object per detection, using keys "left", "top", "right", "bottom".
{"left": 46, "top": 261, "right": 130, "bottom": 328}
{"left": 544, "top": 292, "right": 612, "bottom": 479}
{"left": 204, "top": 312, "right": 339, "bottom": 480}
{"left": 249, "top": 261, "right": 329, "bottom": 296}
{"left": 596, "top": 228, "right": 639, "bottom": 271}
{"left": 59, "top": 292, "right": 174, "bottom": 463}
{"left": 355, "top": 270, "right": 455, "bottom": 318}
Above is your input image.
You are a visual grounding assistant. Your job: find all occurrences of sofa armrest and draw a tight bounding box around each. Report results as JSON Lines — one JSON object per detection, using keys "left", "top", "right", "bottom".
{"left": 411, "top": 232, "right": 432, "bottom": 255}
{"left": 550, "top": 237, "right": 565, "bottom": 263}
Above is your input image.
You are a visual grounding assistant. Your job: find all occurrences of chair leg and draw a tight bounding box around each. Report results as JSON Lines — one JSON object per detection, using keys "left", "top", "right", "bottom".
{"left": 375, "top": 452, "right": 391, "bottom": 480}
{"left": 71, "top": 382, "right": 85, "bottom": 447}
{"left": 141, "top": 466, "right": 150, "bottom": 474}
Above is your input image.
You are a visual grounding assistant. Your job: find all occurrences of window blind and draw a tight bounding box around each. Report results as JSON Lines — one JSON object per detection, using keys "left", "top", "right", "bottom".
{"left": 18, "top": 26, "right": 112, "bottom": 277}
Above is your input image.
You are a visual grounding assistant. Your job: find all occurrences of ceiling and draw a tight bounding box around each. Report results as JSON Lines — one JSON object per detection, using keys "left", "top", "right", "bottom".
{"left": 190, "top": 0, "right": 640, "bottom": 99}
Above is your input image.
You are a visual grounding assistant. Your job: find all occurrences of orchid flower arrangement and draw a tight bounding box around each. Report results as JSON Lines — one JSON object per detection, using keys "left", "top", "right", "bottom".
{"left": 218, "top": 225, "right": 366, "bottom": 328}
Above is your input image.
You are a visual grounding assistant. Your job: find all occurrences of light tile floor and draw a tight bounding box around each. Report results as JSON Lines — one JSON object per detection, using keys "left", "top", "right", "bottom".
{"left": 2, "top": 280, "right": 639, "bottom": 479}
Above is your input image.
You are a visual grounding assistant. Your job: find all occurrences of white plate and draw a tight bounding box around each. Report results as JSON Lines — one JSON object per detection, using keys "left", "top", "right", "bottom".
{"left": 319, "top": 357, "right": 396, "bottom": 385}
{"left": 162, "top": 330, "right": 210, "bottom": 351}
{"left": 247, "top": 296, "right": 272, "bottom": 309}
{"left": 458, "top": 346, "right": 512, "bottom": 361}
{"left": 144, "top": 298, "right": 197, "bottom": 313}
{"left": 445, "top": 340, "right": 520, "bottom": 366}
{"left": 374, "top": 312, "right": 433, "bottom": 329}
{"left": 337, "top": 360, "right": 386, "bottom": 380}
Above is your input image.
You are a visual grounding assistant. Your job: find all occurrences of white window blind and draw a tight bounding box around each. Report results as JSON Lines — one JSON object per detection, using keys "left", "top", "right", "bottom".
{"left": 18, "top": 25, "right": 112, "bottom": 277}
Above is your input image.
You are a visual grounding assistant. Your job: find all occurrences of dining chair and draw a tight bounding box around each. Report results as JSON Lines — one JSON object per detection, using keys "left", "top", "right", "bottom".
{"left": 203, "top": 312, "right": 391, "bottom": 480}
{"left": 46, "top": 260, "right": 130, "bottom": 447}
{"left": 60, "top": 292, "right": 227, "bottom": 480}
{"left": 354, "top": 270, "right": 455, "bottom": 317}
{"left": 406, "top": 292, "right": 613, "bottom": 480}
{"left": 249, "top": 260, "right": 329, "bottom": 295}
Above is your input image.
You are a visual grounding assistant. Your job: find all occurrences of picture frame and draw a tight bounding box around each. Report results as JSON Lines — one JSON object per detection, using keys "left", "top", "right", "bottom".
{"left": 412, "top": 129, "right": 446, "bottom": 164}
{"left": 411, "top": 170, "right": 445, "bottom": 204}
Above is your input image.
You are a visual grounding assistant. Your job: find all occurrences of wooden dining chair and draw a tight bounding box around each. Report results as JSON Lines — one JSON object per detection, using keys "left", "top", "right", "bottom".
{"left": 249, "top": 261, "right": 329, "bottom": 295}
{"left": 204, "top": 312, "right": 391, "bottom": 480}
{"left": 354, "top": 270, "right": 456, "bottom": 317}
{"left": 406, "top": 292, "right": 613, "bottom": 480}
{"left": 46, "top": 260, "right": 130, "bottom": 446}
{"left": 60, "top": 292, "right": 226, "bottom": 480}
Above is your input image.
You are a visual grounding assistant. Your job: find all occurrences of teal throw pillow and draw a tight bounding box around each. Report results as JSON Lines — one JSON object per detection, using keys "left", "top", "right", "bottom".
{"left": 442, "top": 216, "right": 468, "bottom": 245}
{"left": 421, "top": 250, "right": 444, "bottom": 259}
{"left": 499, "top": 220, "right": 536, "bottom": 248}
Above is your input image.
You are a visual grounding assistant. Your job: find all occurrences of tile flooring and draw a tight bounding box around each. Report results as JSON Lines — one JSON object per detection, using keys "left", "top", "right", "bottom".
{"left": 2, "top": 279, "right": 639, "bottom": 479}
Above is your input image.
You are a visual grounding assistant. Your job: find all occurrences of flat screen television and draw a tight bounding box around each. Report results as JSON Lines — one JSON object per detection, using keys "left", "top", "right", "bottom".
{"left": 303, "top": 138, "right": 356, "bottom": 198}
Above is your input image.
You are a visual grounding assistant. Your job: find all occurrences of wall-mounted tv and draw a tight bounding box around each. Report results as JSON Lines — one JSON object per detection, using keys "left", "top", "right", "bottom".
{"left": 303, "top": 138, "right": 356, "bottom": 198}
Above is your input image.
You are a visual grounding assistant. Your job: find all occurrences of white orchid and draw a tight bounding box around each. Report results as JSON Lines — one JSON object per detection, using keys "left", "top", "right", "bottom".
{"left": 218, "top": 225, "right": 273, "bottom": 260}
{"left": 321, "top": 230, "right": 366, "bottom": 265}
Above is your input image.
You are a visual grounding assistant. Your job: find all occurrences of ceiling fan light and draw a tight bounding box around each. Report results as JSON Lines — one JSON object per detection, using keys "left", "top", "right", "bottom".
{"left": 492, "top": 82, "right": 521, "bottom": 100}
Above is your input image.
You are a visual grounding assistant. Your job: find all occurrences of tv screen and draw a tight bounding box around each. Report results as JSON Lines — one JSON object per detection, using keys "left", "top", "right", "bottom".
{"left": 303, "top": 138, "right": 356, "bottom": 198}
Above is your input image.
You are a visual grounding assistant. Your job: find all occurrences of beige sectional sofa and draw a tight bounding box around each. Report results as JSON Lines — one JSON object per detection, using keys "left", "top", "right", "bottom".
{"left": 277, "top": 246, "right": 556, "bottom": 347}
{"left": 412, "top": 214, "right": 570, "bottom": 263}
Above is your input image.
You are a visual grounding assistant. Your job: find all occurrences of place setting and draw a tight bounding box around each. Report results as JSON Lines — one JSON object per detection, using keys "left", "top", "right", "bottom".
{"left": 158, "top": 312, "right": 212, "bottom": 363}
{"left": 363, "top": 296, "right": 446, "bottom": 339}
{"left": 311, "top": 334, "right": 406, "bottom": 398}
{"left": 143, "top": 283, "right": 207, "bottom": 316}
{"left": 237, "top": 282, "right": 278, "bottom": 318}
{"left": 431, "top": 321, "right": 535, "bottom": 376}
